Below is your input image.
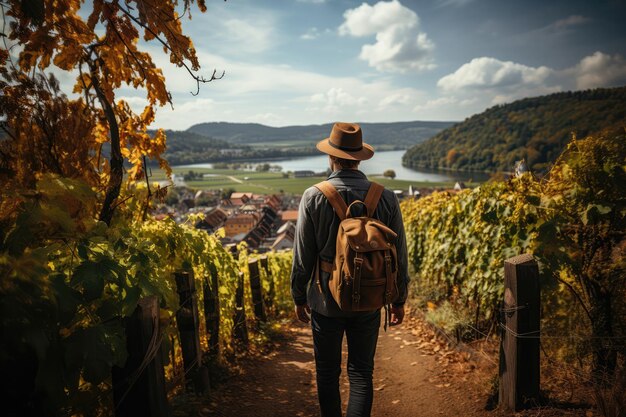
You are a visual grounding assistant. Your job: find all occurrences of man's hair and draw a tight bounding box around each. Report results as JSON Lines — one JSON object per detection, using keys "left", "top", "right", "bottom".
{"left": 331, "top": 156, "right": 360, "bottom": 169}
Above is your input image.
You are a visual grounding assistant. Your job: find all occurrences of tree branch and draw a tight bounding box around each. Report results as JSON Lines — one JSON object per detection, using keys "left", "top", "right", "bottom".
{"left": 88, "top": 58, "right": 123, "bottom": 226}
{"left": 117, "top": 2, "right": 224, "bottom": 96}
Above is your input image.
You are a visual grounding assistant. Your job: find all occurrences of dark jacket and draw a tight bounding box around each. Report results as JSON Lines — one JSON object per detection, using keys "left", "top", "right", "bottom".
{"left": 290, "top": 169, "right": 409, "bottom": 317}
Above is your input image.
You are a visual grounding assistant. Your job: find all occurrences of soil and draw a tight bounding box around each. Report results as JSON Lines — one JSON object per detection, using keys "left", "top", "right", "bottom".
{"left": 172, "top": 310, "right": 593, "bottom": 417}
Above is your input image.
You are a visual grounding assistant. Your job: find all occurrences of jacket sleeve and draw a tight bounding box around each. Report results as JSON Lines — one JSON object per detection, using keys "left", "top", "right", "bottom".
{"left": 389, "top": 194, "right": 410, "bottom": 306}
{"left": 290, "top": 188, "right": 317, "bottom": 306}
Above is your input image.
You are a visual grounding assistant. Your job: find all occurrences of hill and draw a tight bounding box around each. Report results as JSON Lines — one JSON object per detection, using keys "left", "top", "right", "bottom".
{"left": 402, "top": 87, "right": 626, "bottom": 173}
{"left": 158, "top": 130, "right": 232, "bottom": 165}
{"left": 186, "top": 121, "right": 455, "bottom": 149}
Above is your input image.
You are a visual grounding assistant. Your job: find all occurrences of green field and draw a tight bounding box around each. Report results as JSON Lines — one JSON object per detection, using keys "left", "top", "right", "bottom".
{"left": 148, "top": 167, "right": 473, "bottom": 194}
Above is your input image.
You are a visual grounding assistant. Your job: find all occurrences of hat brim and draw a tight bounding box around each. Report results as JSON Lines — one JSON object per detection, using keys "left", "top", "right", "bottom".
{"left": 316, "top": 138, "right": 375, "bottom": 161}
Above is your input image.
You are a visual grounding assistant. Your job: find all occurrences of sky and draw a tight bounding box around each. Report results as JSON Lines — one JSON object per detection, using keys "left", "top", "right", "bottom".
{"left": 72, "top": 0, "right": 626, "bottom": 129}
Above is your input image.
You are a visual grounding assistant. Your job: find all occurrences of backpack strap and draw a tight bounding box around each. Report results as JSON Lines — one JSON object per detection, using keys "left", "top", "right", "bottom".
{"left": 314, "top": 181, "right": 348, "bottom": 221}
{"left": 363, "top": 182, "right": 384, "bottom": 217}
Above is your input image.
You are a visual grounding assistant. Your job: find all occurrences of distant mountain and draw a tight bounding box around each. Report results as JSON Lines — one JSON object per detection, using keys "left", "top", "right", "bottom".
{"left": 402, "top": 87, "right": 626, "bottom": 174}
{"left": 186, "top": 121, "right": 455, "bottom": 149}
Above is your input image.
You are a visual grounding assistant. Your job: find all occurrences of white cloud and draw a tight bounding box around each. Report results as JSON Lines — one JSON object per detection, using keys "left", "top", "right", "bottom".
{"left": 117, "top": 96, "right": 149, "bottom": 112}
{"left": 413, "top": 96, "right": 476, "bottom": 112}
{"left": 154, "top": 98, "right": 217, "bottom": 129}
{"left": 309, "top": 87, "right": 368, "bottom": 113}
{"left": 421, "top": 50, "right": 626, "bottom": 121}
{"left": 301, "top": 27, "right": 332, "bottom": 40}
{"left": 572, "top": 51, "right": 626, "bottom": 90}
{"left": 301, "top": 27, "right": 320, "bottom": 40}
{"left": 219, "top": 18, "right": 273, "bottom": 53}
{"left": 339, "top": 0, "right": 435, "bottom": 73}
{"left": 144, "top": 48, "right": 428, "bottom": 127}
{"left": 380, "top": 92, "right": 412, "bottom": 107}
{"left": 437, "top": 57, "right": 553, "bottom": 91}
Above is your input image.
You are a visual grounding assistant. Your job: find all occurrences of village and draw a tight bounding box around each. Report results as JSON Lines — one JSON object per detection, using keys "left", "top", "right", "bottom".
{"left": 153, "top": 179, "right": 468, "bottom": 252}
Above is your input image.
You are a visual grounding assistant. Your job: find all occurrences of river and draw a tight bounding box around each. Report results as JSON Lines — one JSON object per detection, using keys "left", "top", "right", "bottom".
{"left": 181, "top": 150, "right": 491, "bottom": 183}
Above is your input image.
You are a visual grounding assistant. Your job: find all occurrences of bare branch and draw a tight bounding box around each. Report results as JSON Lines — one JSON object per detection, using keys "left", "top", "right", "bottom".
{"left": 116, "top": 2, "right": 224, "bottom": 96}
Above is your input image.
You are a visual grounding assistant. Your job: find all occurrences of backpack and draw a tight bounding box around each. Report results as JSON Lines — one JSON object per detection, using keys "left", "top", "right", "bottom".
{"left": 314, "top": 180, "right": 399, "bottom": 323}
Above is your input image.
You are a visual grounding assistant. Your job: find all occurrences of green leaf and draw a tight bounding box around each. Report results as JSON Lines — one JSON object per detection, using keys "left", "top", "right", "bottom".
{"left": 83, "top": 274, "right": 104, "bottom": 302}
{"left": 71, "top": 261, "right": 104, "bottom": 301}
{"left": 77, "top": 243, "right": 89, "bottom": 260}
{"left": 121, "top": 286, "right": 141, "bottom": 317}
{"left": 51, "top": 273, "right": 80, "bottom": 325}
{"left": 97, "top": 300, "right": 120, "bottom": 321}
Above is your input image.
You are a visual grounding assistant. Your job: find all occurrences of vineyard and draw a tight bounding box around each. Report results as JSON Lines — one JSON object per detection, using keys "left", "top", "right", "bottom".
{"left": 1, "top": 0, "right": 625, "bottom": 415}
{"left": 0, "top": 174, "right": 295, "bottom": 415}
{"left": 401, "top": 129, "right": 625, "bottom": 395}
{"left": 2, "top": 129, "right": 624, "bottom": 416}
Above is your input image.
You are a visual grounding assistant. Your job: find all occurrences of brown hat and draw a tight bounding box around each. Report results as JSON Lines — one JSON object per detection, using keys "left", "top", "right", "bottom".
{"left": 316, "top": 122, "right": 375, "bottom": 161}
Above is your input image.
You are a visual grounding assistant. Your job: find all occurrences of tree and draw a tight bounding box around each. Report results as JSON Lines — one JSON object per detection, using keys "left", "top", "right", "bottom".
{"left": 256, "top": 163, "right": 270, "bottom": 172}
{"left": 383, "top": 169, "right": 396, "bottom": 179}
{"left": 0, "top": 0, "right": 222, "bottom": 224}
{"left": 221, "top": 187, "right": 236, "bottom": 200}
{"left": 0, "top": 2, "right": 222, "bottom": 413}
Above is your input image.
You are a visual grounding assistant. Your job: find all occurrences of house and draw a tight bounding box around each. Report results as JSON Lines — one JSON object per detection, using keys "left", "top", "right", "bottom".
{"left": 224, "top": 212, "right": 259, "bottom": 237}
{"left": 270, "top": 221, "right": 296, "bottom": 250}
{"left": 171, "top": 173, "right": 186, "bottom": 187}
{"left": 407, "top": 185, "right": 421, "bottom": 198}
{"left": 229, "top": 192, "right": 253, "bottom": 206}
{"left": 196, "top": 208, "right": 227, "bottom": 232}
{"left": 240, "top": 204, "right": 258, "bottom": 214}
{"left": 271, "top": 233, "right": 294, "bottom": 251}
{"left": 243, "top": 206, "right": 278, "bottom": 248}
{"left": 264, "top": 194, "right": 282, "bottom": 211}
{"left": 280, "top": 210, "right": 299, "bottom": 224}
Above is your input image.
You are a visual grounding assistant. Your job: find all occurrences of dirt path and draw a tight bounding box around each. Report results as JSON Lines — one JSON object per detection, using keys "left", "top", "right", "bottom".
{"left": 184, "top": 311, "right": 493, "bottom": 417}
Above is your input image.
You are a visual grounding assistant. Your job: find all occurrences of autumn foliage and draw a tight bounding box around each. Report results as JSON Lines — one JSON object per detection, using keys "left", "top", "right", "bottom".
{"left": 0, "top": 1, "right": 234, "bottom": 415}
{"left": 0, "top": 0, "right": 220, "bottom": 224}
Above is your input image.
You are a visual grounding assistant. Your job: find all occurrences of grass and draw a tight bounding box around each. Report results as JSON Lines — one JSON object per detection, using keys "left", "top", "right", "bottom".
{"left": 148, "top": 166, "right": 474, "bottom": 194}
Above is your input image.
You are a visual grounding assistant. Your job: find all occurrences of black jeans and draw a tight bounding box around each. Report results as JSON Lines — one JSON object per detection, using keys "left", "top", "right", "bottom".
{"left": 311, "top": 309, "right": 381, "bottom": 417}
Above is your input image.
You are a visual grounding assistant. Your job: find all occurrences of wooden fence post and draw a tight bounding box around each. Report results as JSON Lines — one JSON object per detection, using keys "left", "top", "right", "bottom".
{"left": 174, "top": 270, "right": 210, "bottom": 394}
{"left": 260, "top": 256, "right": 274, "bottom": 313}
{"left": 499, "top": 254, "right": 540, "bottom": 411}
{"left": 112, "top": 296, "right": 171, "bottom": 417}
{"left": 248, "top": 258, "right": 267, "bottom": 322}
{"left": 203, "top": 269, "right": 220, "bottom": 356}
{"left": 233, "top": 271, "right": 249, "bottom": 348}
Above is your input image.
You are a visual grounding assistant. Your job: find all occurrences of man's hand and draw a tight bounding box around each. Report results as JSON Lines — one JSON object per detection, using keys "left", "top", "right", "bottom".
{"left": 390, "top": 305, "right": 404, "bottom": 326}
{"left": 295, "top": 303, "right": 311, "bottom": 324}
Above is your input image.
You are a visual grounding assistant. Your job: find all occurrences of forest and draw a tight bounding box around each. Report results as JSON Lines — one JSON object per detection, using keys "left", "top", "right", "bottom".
{"left": 402, "top": 87, "right": 626, "bottom": 174}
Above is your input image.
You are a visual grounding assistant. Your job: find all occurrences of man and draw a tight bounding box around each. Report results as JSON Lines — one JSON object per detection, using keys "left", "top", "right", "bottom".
{"left": 291, "top": 122, "right": 409, "bottom": 417}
